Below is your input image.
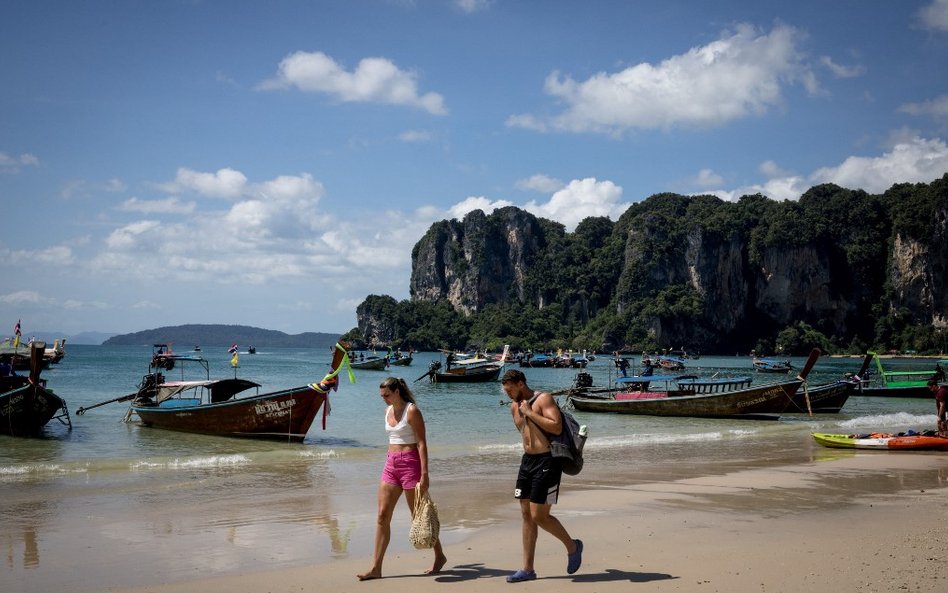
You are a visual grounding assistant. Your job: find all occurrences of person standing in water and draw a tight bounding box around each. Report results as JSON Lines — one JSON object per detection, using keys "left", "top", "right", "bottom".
{"left": 500, "top": 369, "right": 582, "bottom": 583}
{"left": 358, "top": 377, "right": 447, "bottom": 580}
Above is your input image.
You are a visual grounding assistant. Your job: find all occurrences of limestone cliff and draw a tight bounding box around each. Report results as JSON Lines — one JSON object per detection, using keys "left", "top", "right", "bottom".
{"left": 409, "top": 207, "right": 547, "bottom": 315}
{"left": 395, "top": 176, "right": 948, "bottom": 350}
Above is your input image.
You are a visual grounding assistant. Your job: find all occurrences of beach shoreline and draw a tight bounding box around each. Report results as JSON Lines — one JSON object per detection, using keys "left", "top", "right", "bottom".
{"left": 46, "top": 451, "right": 948, "bottom": 593}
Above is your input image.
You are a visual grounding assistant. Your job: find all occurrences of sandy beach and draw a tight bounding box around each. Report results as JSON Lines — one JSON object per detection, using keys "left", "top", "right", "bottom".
{"left": 65, "top": 451, "right": 948, "bottom": 593}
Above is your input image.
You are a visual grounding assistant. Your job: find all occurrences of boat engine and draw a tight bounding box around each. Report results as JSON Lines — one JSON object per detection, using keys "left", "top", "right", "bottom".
{"left": 573, "top": 371, "right": 593, "bottom": 389}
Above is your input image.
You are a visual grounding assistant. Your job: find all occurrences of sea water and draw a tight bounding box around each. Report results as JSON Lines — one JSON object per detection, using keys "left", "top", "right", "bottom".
{"left": 0, "top": 346, "right": 941, "bottom": 591}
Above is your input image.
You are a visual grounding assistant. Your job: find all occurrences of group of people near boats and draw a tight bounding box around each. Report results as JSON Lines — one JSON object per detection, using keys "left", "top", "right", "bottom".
{"left": 357, "top": 369, "right": 583, "bottom": 583}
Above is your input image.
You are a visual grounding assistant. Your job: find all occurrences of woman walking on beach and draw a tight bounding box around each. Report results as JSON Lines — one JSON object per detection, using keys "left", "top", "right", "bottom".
{"left": 357, "top": 377, "right": 447, "bottom": 581}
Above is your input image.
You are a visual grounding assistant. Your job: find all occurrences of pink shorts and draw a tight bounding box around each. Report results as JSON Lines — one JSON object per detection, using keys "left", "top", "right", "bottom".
{"left": 381, "top": 449, "right": 422, "bottom": 490}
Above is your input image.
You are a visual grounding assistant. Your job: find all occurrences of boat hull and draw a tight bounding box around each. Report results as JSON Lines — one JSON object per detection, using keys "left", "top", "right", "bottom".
{"left": 0, "top": 382, "right": 69, "bottom": 437}
{"left": 568, "top": 379, "right": 801, "bottom": 420}
{"left": 350, "top": 357, "right": 388, "bottom": 370}
{"left": 855, "top": 385, "right": 932, "bottom": 398}
{"left": 812, "top": 432, "right": 948, "bottom": 450}
{"left": 132, "top": 385, "right": 327, "bottom": 442}
{"left": 390, "top": 355, "right": 412, "bottom": 366}
{"left": 433, "top": 365, "right": 502, "bottom": 383}
{"left": 786, "top": 380, "right": 854, "bottom": 414}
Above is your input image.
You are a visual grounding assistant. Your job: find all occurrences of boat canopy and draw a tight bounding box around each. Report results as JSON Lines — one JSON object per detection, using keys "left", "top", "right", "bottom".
{"left": 150, "top": 378, "right": 261, "bottom": 404}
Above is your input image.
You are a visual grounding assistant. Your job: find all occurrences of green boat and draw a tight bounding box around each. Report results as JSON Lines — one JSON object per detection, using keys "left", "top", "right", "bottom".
{"left": 855, "top": 352, "right": 944, "bottom": 398}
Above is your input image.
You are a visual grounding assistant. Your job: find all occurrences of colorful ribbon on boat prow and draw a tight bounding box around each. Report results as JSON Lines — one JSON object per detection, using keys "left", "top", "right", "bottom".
{"left": 310, "top": 342, "right": 356, "bottom": 393}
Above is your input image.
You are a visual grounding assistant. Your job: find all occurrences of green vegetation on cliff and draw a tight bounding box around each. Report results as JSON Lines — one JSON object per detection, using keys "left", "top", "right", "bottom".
{"left": 356, "top": 175, "right": 948, "bottom": 355}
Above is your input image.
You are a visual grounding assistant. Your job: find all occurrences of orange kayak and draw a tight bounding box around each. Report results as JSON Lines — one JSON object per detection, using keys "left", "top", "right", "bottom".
{"left": 812, "top": 431, "right": 948, "bottom": 450}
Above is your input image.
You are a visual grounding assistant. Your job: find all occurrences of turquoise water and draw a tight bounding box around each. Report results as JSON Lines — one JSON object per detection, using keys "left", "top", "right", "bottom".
{"left": 2, "top": 346, "right": 941, "bottom": 479}
{"left": 0, "top": 346, "right": 942, "bottom": 592}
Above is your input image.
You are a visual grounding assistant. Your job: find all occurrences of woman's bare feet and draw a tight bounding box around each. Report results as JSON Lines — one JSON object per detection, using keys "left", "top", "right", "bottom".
{"left": 424, "top": 552, "right": 447, "bottom": 575}
{"left": 357, "top": 570, "right": 382, "bottom": 581}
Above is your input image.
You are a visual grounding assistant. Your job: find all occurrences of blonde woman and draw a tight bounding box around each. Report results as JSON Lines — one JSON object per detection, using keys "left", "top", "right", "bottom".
{"left": 357, "top": 377, "right": 446, "bottom": 580}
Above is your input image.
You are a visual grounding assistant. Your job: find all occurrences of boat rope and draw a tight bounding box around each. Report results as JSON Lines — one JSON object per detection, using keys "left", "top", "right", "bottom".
{"left": 801, "top": 380, "right": 813, "bottom": 416}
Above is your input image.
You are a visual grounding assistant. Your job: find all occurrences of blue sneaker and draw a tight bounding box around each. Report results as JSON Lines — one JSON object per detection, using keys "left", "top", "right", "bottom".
{"left": 506, "top": 569, "right": 537, "bottom": 583}
{"left": 567, "top": 539, "right": 583, "bottom": 574}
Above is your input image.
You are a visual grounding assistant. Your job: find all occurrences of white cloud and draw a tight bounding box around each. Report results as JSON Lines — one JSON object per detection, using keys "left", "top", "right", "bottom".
{"left": 819, "top": 56, "right": 866, "bottom": 78}
{"left": 525, "top": 178, "right": 629, "bottom": 231}
{"left": 433, "top": 178, "right": 628, "bottom": 232}
{"left": 60, "top": 178, "right": 128, "bottom": 199}
{"left": 759, "top": 160, "right": 790, "bottom": 178}
{"left": 447, "top": 196, "right": 515, "bottom": 220}
{"left": 258, "top": 51, "right": 447, "bottom": 115}
{"left": 810, "top": 135, "right": 948, "bottom": 193}
{"left": 399, "top": 130, "right": 432, "bottom": 142}
{"left": 691, "top": 168, "right": 725, "bottom": 188}
{"left": 105, "top": 220, "right": 162, "bottom": 250}
{"left": 162, "top": 167, "right": 248, "bottom": 198}
{"left": 89, "top": 168, "right": 377, "bottom": 289}
{"left": 455, "top": 0, "right": 492, "bottom": 13}
{"left": 898, "top": 94, "right": 948, "bottom": 120}
{"left": 0, "top": 245, "right": 75, "bottom": 268}
{"left": 61, "top": 299, "right": 109, "bottom": 311}
{"left": 119, "top": 196, "right": 196, "bottom": 215}
{"left": 507, "top": 23, "right": 814, "bottom": 134}
{"left": 704, "top": 135, "right": 948, "bottom": 202}
{"left": 105, "top": 179, "right": 126, "bottom": 193}
{"left": 131, "top": 300, "right": 162, "bottom": 310}
{"left": 0, "top": 152, "right": 40, "bottom": 173}
{"left": 516, "top": 174, "right": 564, "bottom": 193}
{"left": 917, "top": 0, "right": 948, "bottom": 31}
{"left": 0, "top": 290, "right": 56, "bottom": 306}
{"left": 252, "top": 173, "right": 324, "bottom": 202}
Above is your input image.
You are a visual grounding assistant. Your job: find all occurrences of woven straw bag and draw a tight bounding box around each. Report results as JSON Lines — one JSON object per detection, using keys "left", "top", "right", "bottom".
{"left": 408, "top": 483, "right": 440, "bottom": 549}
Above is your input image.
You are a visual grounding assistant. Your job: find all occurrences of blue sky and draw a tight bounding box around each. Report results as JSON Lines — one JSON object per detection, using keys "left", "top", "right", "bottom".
{"left": 2, "top": 0, "right": 948, "bottom": 338}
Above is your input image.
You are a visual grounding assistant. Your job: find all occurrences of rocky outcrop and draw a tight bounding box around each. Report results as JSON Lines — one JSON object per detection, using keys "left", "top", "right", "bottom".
{"left": 409, "top": 207, "right": 547, "bottom": 315}
{"left": 402, "top": 176, "right": 948, "bottom": 350}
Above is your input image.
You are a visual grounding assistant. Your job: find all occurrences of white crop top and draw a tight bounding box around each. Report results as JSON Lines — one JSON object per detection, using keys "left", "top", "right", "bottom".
{"left": 385, "top": 403, "right": 418, "bottom": 445}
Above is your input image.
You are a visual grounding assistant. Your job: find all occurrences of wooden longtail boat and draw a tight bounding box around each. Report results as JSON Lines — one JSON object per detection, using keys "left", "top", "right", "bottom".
{"left": 785, "top": 354, "right": 872, "bottom": 414}
{"left": 415, "top": 345, "right": 508, "bottom": 383}
{"left": 0, "top": 342, "right": 71, "bottom": 437}
{"left": 752, "top": 358, "right": 792, "bottom": 373}
{"left": 812, "top": 431, "right": 948, "bottom": 450}
{"left": 350, "top": 354, "right": 388, "bottom": 370}
{"left": 786, "top": 379, "right": 855, "bottom": 414}
{"left": 853, "top": 352, "right": 945, "bottom": 398}
{"left": 417, "top": 359, "right": 503, "bottom": 383}
{"left": 568, "top": 349, "right": 821, "bottom": 420}
{"left": 119, "top": 343, "right": 351, "bottom": 442}
{"left": 389, "top": 352, "right": 413, "bottom": 366}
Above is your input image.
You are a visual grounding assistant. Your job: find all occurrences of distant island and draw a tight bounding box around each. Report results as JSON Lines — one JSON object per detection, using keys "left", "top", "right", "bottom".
{"left": 102, "top": 324, "right": 342, "bottom": 349}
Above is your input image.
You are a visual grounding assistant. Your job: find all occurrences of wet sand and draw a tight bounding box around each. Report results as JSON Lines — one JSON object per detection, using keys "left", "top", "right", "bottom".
{"left": 50, "top": 451, "right": 948, "bottom": 593}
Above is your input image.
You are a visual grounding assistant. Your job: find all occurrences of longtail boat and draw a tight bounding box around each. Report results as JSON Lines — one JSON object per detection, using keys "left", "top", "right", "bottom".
{"left": 854, "top": 352, "right": 945, "bottom": 398}
{"left": 0, "top": 342, "right": 71, "bottom": 436}
{"left": 785, "top": 354, "right": 872, "bottom": 414}
{"left": 567, "top": 349, "right": 821, "bottom": 420}
{"left": 350, "top": 354, "right": 388, "bottom": 370}
{"left": 78, "top": 342, "right": 352, "bottom": 442}
{"left": 416, "top": 345, "right": 508, "bottom": 383}
{"left": 752, "top": 357, "right": 792, "bottom": 373}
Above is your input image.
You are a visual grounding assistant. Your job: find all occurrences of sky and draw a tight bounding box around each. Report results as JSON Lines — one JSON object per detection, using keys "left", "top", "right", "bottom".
{"left": 2, "top": 0, "right": 948, "bottom": 338}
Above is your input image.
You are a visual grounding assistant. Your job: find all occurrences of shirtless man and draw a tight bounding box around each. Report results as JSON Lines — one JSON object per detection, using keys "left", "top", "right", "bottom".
{"left": 928, "top": 378, "right": 948, "bottom": 436}
{"left": 500, "top": 369, "right": 582, "bottom": 583}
